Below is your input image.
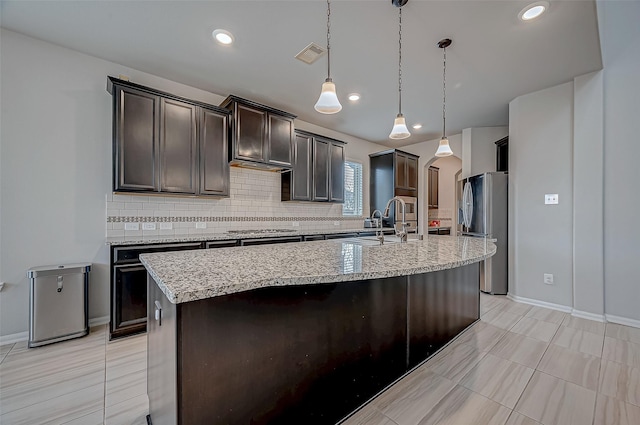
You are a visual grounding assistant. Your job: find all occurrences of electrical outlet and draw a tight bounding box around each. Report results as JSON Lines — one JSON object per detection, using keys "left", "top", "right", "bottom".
{"left": 159, "top": 223, "right": 173, "bottom": 230}
{"left": 124, "top": 222, "right": 140, "bottom": 231}
{"left": 142, "top": 223, "right": 157, "bottom": 231}
{"left": 545, "top": 194, "right": 559, "bottom": 205}
{"left": 333, "top": 221, "right": 340, "bottom": 226}
{"left": 292, "top": 221, "right": 300, "bottom": 227}
{"left": 544, "top": 273, "right": 554, "bottom": 285}
{"left": 195, "top": 222, "right": 206, "bottom": 229}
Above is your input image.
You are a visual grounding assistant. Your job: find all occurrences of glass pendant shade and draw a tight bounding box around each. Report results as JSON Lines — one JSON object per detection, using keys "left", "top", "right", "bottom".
{"left": 435, "top": 137, "right": 453, "bottom": 157}
{"left": 314, "top": 79, "right": 342, "bottom": 114}
{"left": 389, "top": 114, "right": 411, "bottom": 140}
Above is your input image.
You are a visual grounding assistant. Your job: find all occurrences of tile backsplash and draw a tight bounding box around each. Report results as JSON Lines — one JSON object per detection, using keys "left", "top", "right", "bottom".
{"left": 106, "top": 167, "right": 362, "bottom": 239}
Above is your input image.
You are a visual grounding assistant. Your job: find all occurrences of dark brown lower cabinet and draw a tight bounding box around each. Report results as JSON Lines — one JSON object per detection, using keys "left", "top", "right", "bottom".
{"left": 147, "top": 262, "right": 480, "bottom": 425}
{"left": 112, "top": 264, "right": 147, "bottom": 336}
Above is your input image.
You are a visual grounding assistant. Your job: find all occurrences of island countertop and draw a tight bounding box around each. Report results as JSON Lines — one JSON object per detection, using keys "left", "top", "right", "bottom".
{"left": 139, "top": 235, "right": 496, "bottom": 304}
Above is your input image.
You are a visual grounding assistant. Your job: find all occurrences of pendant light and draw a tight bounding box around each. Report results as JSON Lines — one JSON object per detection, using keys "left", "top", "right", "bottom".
{"left": 435, "top": 38, "right": 454, "bottom": 157}
{"left": 389, "top": 1, "right": 410, "bottom": 140}
{"left": 314, "top": 0, "right": 342, "bottom": 114}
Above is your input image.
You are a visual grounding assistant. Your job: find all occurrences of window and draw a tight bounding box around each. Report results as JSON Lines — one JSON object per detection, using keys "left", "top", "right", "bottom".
{"left": 343, "top": 161, "right": 363, "bottom": 216}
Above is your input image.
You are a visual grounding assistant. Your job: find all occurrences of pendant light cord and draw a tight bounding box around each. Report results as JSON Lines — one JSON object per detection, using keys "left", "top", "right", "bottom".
{"left": 442, "top": 44, "right": 447, "bottom": 137}
{"left": 398, "top": 7, "right": 403, "bottom": 115}
{"left": 326, "top": 0, "right": 332, "bottom": 80}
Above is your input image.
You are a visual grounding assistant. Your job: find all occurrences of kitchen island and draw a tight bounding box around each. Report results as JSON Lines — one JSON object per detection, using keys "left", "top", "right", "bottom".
{"left": 140, "top": 236, "right": 496, "bottom": 425}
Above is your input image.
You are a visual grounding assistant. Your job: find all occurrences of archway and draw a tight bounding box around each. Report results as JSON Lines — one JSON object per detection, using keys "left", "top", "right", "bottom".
{"left": 422, "top": 155, "right": 462, "bottom": 235}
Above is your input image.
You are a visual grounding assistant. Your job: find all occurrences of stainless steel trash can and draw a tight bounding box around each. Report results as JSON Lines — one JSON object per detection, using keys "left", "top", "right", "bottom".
{"left": 27, "top": 263, "right": 91, "bottom": 348}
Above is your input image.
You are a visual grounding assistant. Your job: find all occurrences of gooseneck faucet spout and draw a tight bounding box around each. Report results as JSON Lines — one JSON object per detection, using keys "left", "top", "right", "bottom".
{"left": 383, "top": 197, "right": 408, "bottom": 242}
{"left": 371, "top": 209, "right": 385, "bottom": 245}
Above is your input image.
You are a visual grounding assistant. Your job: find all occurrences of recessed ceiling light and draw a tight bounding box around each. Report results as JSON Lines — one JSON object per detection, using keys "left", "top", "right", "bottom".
{"left": 348, "top": 93, "right": 361, "bottom": 101}
{"left": 518, "top": 1, "right": 549, "bottom": 21}
{"left": 212, "top": 29, "right": 234, "bottom": 45}
{"left": 412, "top": 124, "right": 423, "bottom": 129}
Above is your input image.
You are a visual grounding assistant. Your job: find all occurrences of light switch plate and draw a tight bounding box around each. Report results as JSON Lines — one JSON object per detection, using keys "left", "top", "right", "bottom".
{"left": 333, "top": 221, "right": 340, "bottom": 226}
{"left": 292, "top": 221, "right": 300, "bottom": 227}
{"left": 159, "top": 223, "right": 173, "bottom": 230}
{"left": 545, "top": 194, "right": 559, "bottom": 205}
{"left": 195, "top": 222, "right": 206, "bottom": 229}
{"left": 142, "top": 223, "right": 157, "bottom": 231}
{"left": 124, "top": 222, "right": 140, "bottom": 231}
{"left": 544, "top": 273, "right": 554, "bottom": 284}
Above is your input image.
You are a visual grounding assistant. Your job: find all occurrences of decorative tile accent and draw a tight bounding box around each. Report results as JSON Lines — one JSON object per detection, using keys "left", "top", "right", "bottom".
{"left": 107, "top": 215, "right": 363, "bottom": 223}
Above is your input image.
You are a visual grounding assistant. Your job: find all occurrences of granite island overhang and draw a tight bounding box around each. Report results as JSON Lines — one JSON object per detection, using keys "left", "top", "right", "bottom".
{"left": 140, "top": 236, "right": 496, "bottom": 425}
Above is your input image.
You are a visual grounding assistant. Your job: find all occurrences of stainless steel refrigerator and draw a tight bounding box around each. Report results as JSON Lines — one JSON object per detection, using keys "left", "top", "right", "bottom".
{"left": 459, "top": 172, "right": 508, "bottom": 294}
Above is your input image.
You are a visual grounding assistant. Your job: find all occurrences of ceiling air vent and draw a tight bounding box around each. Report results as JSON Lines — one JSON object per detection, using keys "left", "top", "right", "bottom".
{"left": 295, "top": 43, "right": 326, "bottom": 64}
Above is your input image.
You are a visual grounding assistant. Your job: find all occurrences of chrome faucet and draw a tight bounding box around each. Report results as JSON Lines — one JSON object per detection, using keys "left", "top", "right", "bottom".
{"left": 371, "top": 209, "right": 385, "bottom": 245}
{"left": 383, "top": 197, "right": 408, "bottom": 242}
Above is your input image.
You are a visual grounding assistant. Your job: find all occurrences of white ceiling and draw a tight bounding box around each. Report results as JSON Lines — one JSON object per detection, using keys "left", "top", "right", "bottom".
{"left": 0, "top": 0, "right": 602, "bottom": 147}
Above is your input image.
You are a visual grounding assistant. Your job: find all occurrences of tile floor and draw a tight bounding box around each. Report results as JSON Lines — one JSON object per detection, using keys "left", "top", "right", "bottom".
{"left": 1, "top": 294, "right": 639, "bottom": 425}
{"left": 0, "top": 325, "right": 148, "bottom": 424}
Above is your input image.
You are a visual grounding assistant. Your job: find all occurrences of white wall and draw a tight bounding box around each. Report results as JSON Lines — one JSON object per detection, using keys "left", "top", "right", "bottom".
{"left": 0, "top": 29, "right": 385, "bottom": 339}
{"left": 509, "top": 82, "right": 575, "bottom": 308}
{"left": 462, "top": 127, "right": 508, "bottom": 178}
{"left": 598, "top": 0, "right": 640, "bottom": 324}
{"left": 573, "top": 71, "right": 604, "bottom": 318}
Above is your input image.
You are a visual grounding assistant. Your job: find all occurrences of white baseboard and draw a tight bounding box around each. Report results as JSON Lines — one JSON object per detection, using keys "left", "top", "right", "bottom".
{"left": 572, "top": 310, "right": 606, "bottom": 323}
{"left": 606, "top": 314, "right": 640, "bottom": 329}
{"left": 89, "top": 316, "right": 110, "bottom": 327}
{"left": 1, "top": 316, "right": 110, "bottom": 345}
{"left": 0, "top": 331, "right": 28, "bottom": 345}
{"left": 506, "top": 294, "right": 573, "bottom": 313}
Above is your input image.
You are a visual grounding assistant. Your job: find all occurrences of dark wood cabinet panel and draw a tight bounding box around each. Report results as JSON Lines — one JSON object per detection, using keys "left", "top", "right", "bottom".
{"left": 160, "top": 98, "right": 197, "bottom": 194}
{"left": 407, "top": 156, "right": 418, "bottom": 190}
{"left": 395, "top": 153, "right": 407, "bottom": 188}
{"left": 268, "top": 114, "right": 293, "bottom": 166}
{"left": 312, "top": 138, "right": 330, "bottom": 201}
{"left": 330, "top": 142, "right": 345, "bottom": 202}
{"left": 198, "top": 107, "right": 229, "bottom": 196}
{"left": 114, "top": 86, "right": 160, "bottom": 191}
{"left": 235, "top": 103, "right": 266, "bottom": 162}
{"left": 112, "top": 264, "right": 148, "bottom": 337}
{"left": 428, "top": 166, "right": 439, "bottom": 209}
{"left": 284, "top": 133, "right": 312, "bottom": 201}
{"left": 221, "top": 95, "right": 296, "bottom": 168}
{"left": 108, "top": 77, "right": 231, "bottom": 198}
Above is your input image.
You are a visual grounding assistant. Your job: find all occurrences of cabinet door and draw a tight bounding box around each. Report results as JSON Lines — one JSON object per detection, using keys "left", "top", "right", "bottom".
{"left": 395, "top": 153, "right": 407, "bottom": 188}
{"left": 235, "top": 103, "right": 266, "bottom": 162}
{"left": 114, "top": 86, "right": 160, "bottom": 191}
{"left": 312, "top": 138, "right": 330, "bottom": 201}
{"left": 407, "top": 156, "right": 418, "bottom": 191}
{"left": 292, "top": 133, "right": 312, "bottom": 201}
{"left": 112, "top": 264, "right": 148, "bottom": 333}
{"left": 267, "top": 114, "right": 293, "bottom": 166}
{"left": 160, "top": 98, "right": 197, "bottom": 193}
{"left": 199, "top": 107, "right": 229, "bottom": 196}
{"left": 432, "top": 168, "right": 439, "bottom": 208}
{"left": 329, "top": 142, "right": 345, "bottom": 203}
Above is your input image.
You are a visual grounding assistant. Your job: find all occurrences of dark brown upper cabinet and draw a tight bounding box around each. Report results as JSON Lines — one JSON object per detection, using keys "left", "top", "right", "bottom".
{"left": 395, "top": 151, "right": 418, "bottom": 192}
{"left": 282, "top": 130, "right": 346, "bottom": 203}
{"left": 108, "top": 77, "right": 231, "bottom": 197}
{"left": 198, "top": 107, "right": 229, "bottom": 196}
{"left": 160, "top": 98, "right": 197, "bottom": 194}
{"left": 112, "top": 85, "right": 160, "bottom": 192}
{"left": 428, "top": 166, "right": 439, "bottom": 209}
{"left": 220, "top": 96, "right": 296, "bottom": 169}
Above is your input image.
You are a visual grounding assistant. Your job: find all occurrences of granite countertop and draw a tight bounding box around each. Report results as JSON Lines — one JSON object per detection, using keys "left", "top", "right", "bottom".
{"left": 106, "top": 227, "right": 392, "bottom": 246}
{"left": 139, "top": 236, "right": 496, "bottom": 304}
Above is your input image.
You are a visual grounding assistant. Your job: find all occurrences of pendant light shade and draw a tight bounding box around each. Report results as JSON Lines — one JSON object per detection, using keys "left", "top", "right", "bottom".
{"left": 315, "top": 0, "right": 342, "bottom": 114}
{"left": 315, "top": 79, "right": 342, "bottom": 114}
{"left": 389, "top": 114, "right": 411, "bottom": 140}
{"left": 435, "top": 137, "right": 454, "bottom": 157}
{"left": 435, "top": 38, "right": 453, "bottom": 157}
{"left": 389, "top": 4, "right": 410, "bottom": 140}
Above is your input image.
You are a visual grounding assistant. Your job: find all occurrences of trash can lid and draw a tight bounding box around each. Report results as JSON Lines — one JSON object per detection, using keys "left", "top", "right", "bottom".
{"left": 27, "top": 263, "right": 92, "bottom": 278}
